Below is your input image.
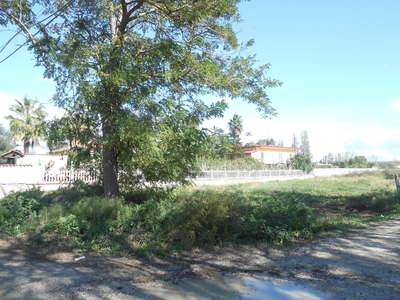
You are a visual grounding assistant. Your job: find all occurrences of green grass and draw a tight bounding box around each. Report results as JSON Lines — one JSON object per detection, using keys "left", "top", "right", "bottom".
{"left": 1, "top": 170, "right": 399, "bottom": 257}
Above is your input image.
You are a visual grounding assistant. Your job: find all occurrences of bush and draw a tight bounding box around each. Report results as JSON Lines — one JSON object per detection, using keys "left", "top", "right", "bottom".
{"left": 292, "top": 153, "right": 315, "bottom": 173}
{"left": 1, "top": 171, "right": 399, "bottom": 256}
{"left": 0, "top": 190, "right": 43, "bottom": 235}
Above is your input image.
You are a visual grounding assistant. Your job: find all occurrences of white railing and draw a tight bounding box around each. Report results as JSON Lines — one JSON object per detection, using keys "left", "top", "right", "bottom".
{"left": 0, "top": 166, "right": 306, "bottom": 185}
{"left": 196, "top": 169, "right": 307, "bottom": 180}
{"left": 42, "top": 170, "right": 99, "bottom": 183}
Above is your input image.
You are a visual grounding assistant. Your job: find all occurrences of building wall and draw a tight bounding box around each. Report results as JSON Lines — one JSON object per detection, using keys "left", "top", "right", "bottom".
{"left": 250, "top": 148, "right": 297, "bottom": 164}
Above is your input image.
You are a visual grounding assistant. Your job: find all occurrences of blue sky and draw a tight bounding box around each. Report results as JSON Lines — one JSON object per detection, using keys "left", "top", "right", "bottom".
{"left": 1, "top": 0, "right": 399, "bottom": 161}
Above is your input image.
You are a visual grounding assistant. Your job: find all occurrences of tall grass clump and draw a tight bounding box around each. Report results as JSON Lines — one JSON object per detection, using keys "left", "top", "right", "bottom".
{"left": 0, "top": 189, "right": 43, "bottom": 235}
{"left": 36, "top": 196, "right": 124, "bottom": 251}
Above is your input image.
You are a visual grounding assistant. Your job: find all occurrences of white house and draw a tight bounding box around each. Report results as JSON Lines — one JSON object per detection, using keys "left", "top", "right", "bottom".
{"left": 243, "top": 145, "right": 299, "bottom": 165}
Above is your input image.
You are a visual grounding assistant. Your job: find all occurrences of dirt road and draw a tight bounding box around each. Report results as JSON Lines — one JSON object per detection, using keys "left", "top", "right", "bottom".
{"left": 1, "top": 217, "right": 399, "bottom": 299}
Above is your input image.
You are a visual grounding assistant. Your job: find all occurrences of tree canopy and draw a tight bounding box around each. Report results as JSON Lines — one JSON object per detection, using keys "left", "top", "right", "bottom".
{"left": 1, "top": 0, "right": 281, "bottom": 197}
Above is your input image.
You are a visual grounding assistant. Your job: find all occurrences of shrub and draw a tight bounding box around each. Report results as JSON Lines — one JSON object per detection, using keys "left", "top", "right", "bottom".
{"left": 292, "top": 153, "right": 315, "bottom": 173}
{"left": 0, "top": 191, "right": 42, "bottom": 235}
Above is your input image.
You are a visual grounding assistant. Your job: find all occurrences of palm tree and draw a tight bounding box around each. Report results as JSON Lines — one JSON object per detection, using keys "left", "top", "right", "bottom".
{"left": 6, "top": 97, "right": 48, "bottom": 154}
{"left": 228, "top": 114, "right": 243, "bottom": 142}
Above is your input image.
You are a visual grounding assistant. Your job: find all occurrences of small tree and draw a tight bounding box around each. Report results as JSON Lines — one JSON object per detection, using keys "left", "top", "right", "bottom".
{"left": 300, "top": 130, "right": 312, "bottom": 158}
{"left": 292, "top": 153, "right": 315, "bottom": 173}
{"left": 291, "top": 134, "right": 299, "bottom": 148}
{"left": 257, "top": 138, "right": 276, "bottom": 146}
{"left": 6, "top": 97, "right": 47, "bottom": 154}
{"left": 348, "top": 156, "right": 368, "bottom": 168}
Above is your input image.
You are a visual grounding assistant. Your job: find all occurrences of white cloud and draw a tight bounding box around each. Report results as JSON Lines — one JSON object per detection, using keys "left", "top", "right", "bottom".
{"left": 45, "top": 105, "right": 66, "bottom": 120}
{"left": 391, "top": 99, "right": 400, "bottom": 112}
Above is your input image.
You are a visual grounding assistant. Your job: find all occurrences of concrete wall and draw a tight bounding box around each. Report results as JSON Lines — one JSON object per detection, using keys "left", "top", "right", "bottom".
{"left": 312, "top": 168, "right": 375, "bottom": 177}
{"left": 0, "top": 182, "right": 69, "bottom": 198}
{"left": 0, "top": 165, "right": 43, "bottom": 184}
{"left": 193, "top": 168, "right": 375, "bottom": 186}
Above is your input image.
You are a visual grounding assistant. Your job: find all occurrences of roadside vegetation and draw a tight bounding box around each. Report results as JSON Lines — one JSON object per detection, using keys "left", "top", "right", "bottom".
{"left": 1, "top": 171, "right": 399, "bottom": 257}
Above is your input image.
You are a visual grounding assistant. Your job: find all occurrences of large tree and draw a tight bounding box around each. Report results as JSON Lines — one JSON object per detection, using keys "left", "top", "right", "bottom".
{"left": 6, "top": 97, "right": 48, "bottom": 154}
{"left": 1, "top": 0, "right": 281, "bottom": 197}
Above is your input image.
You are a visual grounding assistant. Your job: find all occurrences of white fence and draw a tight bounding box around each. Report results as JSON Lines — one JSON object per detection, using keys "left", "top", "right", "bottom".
{"left": 193, "top": 169, "right": 311, "bottom": 185}
{"left": 0, "top": 166, "right": 99, "bottom": 184}
{"left": 0, "top": 166, "right": 377, "bottom": 198}
{"left": 42, "top": 170, "right": 99, "bottom": 183}
{"left": 0, "top": 167, "right": 100, "bottom": 198}
{"left": 197, "top": 169, "right": 306, "bottom": 180}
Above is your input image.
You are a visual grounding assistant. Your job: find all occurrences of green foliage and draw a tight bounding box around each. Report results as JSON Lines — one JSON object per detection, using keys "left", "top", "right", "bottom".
{"left": 2, "top": 171, "right": 398, "bottom": 256}
{"left": 292, "top": 153, "right": 315, "bottom": 173}
{"left": 228, "top": 114, "right": 243, "bottom": 143}
{"left": 201, "top": 156, "right": 267, "bottom": 170}
{"left": 1, "top": 0, "right": 281, "bottom": 197}
{"left": 348, "top": 156, "right": 368, "bottom": 168}
{"left": 256, "top": 138, "right": 276, "bottom": 146}
{"left": 0, "top": 189, "right": 43, "bottom": 235}
{"left": 336, "top": 155, "right": 369, "bottom": 168}
{"left": 5, "top": 97, "right": 47, "bottom": 154}
{"left": 206, "top": 126, "right": 234, "bottom": 158}
{"left": 320, "top": 151, "right": 377, "bottom": 168}
{"left": 0, "top": 124, "right": 15, "bottom": 152}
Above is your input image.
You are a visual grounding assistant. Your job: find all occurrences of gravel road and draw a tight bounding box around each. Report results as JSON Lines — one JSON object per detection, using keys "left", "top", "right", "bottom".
{"left": 1, "top": 217, "right": 399, "bottom": 299}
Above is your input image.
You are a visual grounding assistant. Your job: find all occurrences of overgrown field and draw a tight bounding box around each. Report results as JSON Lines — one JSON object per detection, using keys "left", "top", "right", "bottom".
{"left": 1, "top": 171, "right": 399, "bottom": 257}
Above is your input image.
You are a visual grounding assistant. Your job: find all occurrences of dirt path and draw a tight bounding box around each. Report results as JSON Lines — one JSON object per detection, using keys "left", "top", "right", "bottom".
{"left": 1, "top": 217, "right": 399, "bottom": 299}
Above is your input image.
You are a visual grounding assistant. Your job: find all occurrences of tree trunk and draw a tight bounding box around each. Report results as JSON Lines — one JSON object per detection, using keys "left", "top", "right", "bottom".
{"left": 23, "top": 139, "right": 30, "bottom": 155}
{"left": 102, "top": 119, "right": 120, "bottom": 198}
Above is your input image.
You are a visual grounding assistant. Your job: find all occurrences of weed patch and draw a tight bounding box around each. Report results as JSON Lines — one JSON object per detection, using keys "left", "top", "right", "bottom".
{"left": 1, "top": 171, "right": 399, "bottom": 256}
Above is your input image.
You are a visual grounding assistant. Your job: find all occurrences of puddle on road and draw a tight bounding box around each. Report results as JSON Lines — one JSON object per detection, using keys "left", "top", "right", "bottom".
{"left": 128, "top": 275, "right": 330, "bottom": 300}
